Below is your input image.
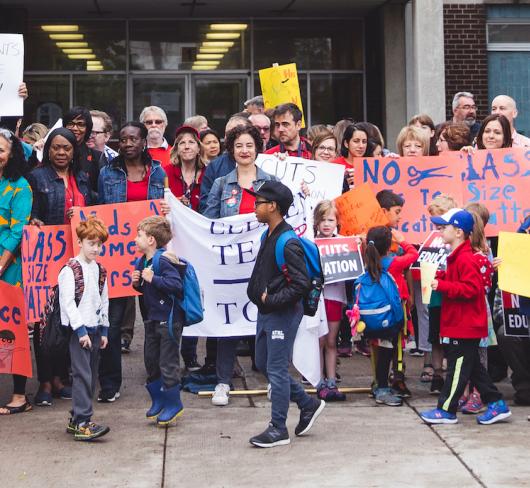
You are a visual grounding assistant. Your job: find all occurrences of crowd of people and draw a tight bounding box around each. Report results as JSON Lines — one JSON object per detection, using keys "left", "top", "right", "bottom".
{"left": 1, "top": 83, "right": 529, "bottom": 446}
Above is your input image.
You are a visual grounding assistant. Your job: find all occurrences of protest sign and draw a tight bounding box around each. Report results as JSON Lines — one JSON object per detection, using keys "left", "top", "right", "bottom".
{"left": 165, "top": 190, "right": 322, "bottom": 385}
{"left": 255, "top": 154, "right": 344, "bottom": 207}
{"left": 0, "top": 34, "right": 24, "bottom": 116}
{"left": 333, "top": 183, "right": 388, "bottom": 236}
{"left": 259, "top": 63, "right": 305, "bottom": 127}
{"left": 502, "top": 291, "right": 529, "bottom": 338}
{"left": 498, "top": 231, "right": 530, "bottom": 298}
{"left": 0, "top": 281, "right": 32, "bottom": 377}
{"left": 70, "top": 200, "right": 162, "bottom": 298}
{"left": 21, "top": 225, "right": 74, "bottom": 323}
{"left": 316, "top": 237, "right": 364, "bottom": 284}
{"left": 445, "top": 148, "right": 530, "bottom": 236}
{"left": 411, "top": 230, "right": 450, "bottom": 270}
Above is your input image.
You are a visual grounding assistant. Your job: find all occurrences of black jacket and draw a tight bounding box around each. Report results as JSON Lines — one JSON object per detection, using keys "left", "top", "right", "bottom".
{"left": 247, "top": 220, "right": 310, "bottom": 314}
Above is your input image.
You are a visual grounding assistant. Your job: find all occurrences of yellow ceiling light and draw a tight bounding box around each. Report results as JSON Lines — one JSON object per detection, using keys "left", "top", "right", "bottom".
{"left": 201, "top": 41, "right": 234, "bottom": 48}
{"left": 206, "top": 32, "right": 240, "bottom": 40}
{"left": 56, "top": 42, "right": 89, "bottom": 48}
{"left": 41, "top": 25, "right": 79, "bottom": 32}
{"left": 87, "top": 60, "right": 103, "bottom": 65}
{"left": 87, "top": 65, "right": 103, "bottom": 71}
{"left": 194, "top": 61, "right": 220, "bottom": 66}
{"left": 199, "top": 47, "right": 229, "bottom": 54}
{"left": 68, "top": 53, "right": 96, "bottom": 59}
{"left": 210, "top": 24, "right": 248, "bottom": 31}
{"left": 49, "top": 33, "right": 84, "bottom": 40}
{"left": 62, "top": 48, "right": 93, "bottom": 54}
{"left": 192, "top": 65, "right": 218, "bottom": 70}
{"left": 196, "top": 53, "right": 224, "bottom": 60}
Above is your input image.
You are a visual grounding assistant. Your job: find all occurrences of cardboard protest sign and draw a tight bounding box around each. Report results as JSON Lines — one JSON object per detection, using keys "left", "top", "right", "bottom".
{"left": 502, "top": 291, "right": 529, "bottom": 338}
{"left": 354, "top": 155, "right": 463, "bottom": 243}
{"left": 0, "top": 34, "right": 24, "bottom": 116}
{"left": 316, "top": 237, "right": 364, "bottom": 284}
{"left": 255, "top": 154, "right": 344, "bottom": 207}
{"left": 498, "top": 231, "right": 530, "bottom": 298}
{"left": 70, "top": 200, "right": 162, "bottom": 298}
{"left": 259, "top": 63, "right": 305, "bottom": 127}
{"left": 0, "top": 281, "right": 32, "bottom": 377}
{"left": 333, "top": 183, "right": 388, "bottom": 236}
{"left": 445, "top": 148, "right": 530, "bottom": 236}
{"left": 410, "top": 230, "right": 450, "bottom": 280}
{"left": 21, "top": 225, "right": 74, "bottom": 323}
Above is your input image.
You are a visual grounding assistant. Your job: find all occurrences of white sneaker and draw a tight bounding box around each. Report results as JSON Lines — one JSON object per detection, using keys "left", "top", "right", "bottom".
{"left": 212, "top": 383, "right": 230, "bottom": 406}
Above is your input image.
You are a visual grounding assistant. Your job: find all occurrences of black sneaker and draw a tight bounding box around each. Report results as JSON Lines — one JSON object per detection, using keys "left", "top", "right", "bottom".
{"left": 249, "top": 424, "right": 290, "bottom": 448}
{"left": 185, "top": 359, "right": 202, "bottom": 372}
{"left": 391, "top": 379, "right": 411, "bottom": 398}
{"left": 121, "top": 339, "right": 130, "bottom": 354}
{"left": 430, "top": 375, "right": 444, "bottom": 395}
{"left": 295, "top": 399, "right": 326, "bottom": 436}
{"left": 74, "top": 422, "right": 110, "bottom": 441}
{"left": 97, "top": 390, "right": 121, "bottom": 403}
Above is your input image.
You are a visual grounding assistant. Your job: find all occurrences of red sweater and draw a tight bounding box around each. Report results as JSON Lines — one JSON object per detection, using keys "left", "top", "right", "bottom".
{"left": 264, "top": 137, "right": 312, "bottom": 159}
{"left": 164, "top": 163, "right": 205, "bottom": 212}
{"left": 148, "top": 146, "right": 171, "bottom": 166}
{"left": 388, "top": 241, "right": 419, "bottom": 301}
{"left": 436, "top": 240, "right": 487, "bottom": 339}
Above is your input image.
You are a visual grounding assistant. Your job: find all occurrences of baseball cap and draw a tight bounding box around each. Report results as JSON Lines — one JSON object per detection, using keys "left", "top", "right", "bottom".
{"left": 244, "top": 180, "right": 293, "bottom": 215}
{"left": 431, "top": 208, "right": 474, "bottom": 234}
{"left": 174, "top": 125, "right": 199, "bottom": 139}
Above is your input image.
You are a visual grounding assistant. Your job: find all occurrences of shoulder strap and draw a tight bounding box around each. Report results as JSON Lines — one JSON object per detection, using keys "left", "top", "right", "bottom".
{"left": 97, "top": 263, "right": 107, "bottom": 295}
{"left": 274, "top": 230, "right": 298, "bottom": 270}
{"left": 151, "top": 248, "right": 166, "bottom": 275}
{"left": 66, "top": 259, "right": 85, "bottom": 306}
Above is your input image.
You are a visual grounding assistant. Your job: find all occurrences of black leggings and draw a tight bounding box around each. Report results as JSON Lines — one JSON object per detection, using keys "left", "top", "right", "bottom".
{"left": 13, "top": 374, "right": 27, "bottom": 395}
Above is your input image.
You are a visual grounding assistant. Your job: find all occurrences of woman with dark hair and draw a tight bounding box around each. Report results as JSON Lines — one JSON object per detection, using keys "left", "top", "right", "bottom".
{"left": 476, "top": 114, "right": 512, "bottom": 150}
{"left": 63, "top": 106, "right": 107, "bottom": 194}
{"left": 332, "top": 123, "right": 371, "bottom": 188}
{"left": 435, "top": 123, "right": 470, "bottom": 153}
{"left": 96, "top": 121, "right": 166, "bottom": 403}
{"left": 26, "top": 127, "right": 92, "bottom": 406}
{"left": 204, "top": 125, "right": 277, "bottom": 407}
{"left": 165, "top": 126, "right": 206, "bottom": 211}
{"left": 200, "top": 128, "right": 222, "bottom": 163}
{"left": 0, "top": 129, "right": 33, "bottom": 415}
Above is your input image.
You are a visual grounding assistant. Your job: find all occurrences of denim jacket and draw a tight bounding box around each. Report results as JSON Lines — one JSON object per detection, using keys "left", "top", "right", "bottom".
{"left": 203, "top": 165, "right": 277, "bottom": 218}
{"left": 98, "top": 158, "right": 166, "bottom": 204}
{"left": 26, "top": 165, "right": 92, "bottom": 225}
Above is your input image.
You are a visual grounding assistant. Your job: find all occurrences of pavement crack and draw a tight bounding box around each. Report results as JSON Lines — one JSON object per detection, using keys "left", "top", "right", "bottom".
{"left": 406, "top": 401, "right": 487, "bottom": 488}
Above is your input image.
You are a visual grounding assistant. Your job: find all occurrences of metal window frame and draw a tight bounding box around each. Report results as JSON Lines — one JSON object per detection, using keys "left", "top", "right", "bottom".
{"left": 487, "top": 21, "right": 530, "bottom": 51}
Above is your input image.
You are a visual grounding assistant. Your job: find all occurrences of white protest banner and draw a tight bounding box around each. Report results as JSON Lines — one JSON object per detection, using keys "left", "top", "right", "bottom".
{"left": 0, "top": 34, "right": 24, "bottom": 116}
{"left": 165, "top": 189, "right": 323, "bottom": 385}
{"left": 255, "top": 154, "right": 344, "bottom": 207}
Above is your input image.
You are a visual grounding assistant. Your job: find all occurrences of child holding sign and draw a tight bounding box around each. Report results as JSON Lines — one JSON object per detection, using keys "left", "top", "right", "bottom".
{"left": 313, "top": 200, "right": 346, "bottom": 402}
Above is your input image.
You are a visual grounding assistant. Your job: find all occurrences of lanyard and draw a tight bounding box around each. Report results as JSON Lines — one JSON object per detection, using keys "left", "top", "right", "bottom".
{"left": 280, "top": 140, "right": 304, "bottom": 158}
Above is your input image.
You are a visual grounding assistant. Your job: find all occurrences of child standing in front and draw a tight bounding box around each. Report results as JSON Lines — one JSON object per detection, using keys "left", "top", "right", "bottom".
{"left": 313, "top": 200, "right": 347, "bottom": 402}
{"left": 421, "top": 209, "right": 511, "bottom": 425}
{"left": 133, "top": 216, "right": 185, "bottom": 426}
{"left": 58, "top": 217, "right": 110, "bottom": 441}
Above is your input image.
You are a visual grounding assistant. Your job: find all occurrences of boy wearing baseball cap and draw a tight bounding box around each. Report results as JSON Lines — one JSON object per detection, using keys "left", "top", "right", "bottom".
{"left": 246, "top": 181, "right": 325, "bottom": 448}
{"left": 420, "top": 209, "right": 511, "bottom": 425}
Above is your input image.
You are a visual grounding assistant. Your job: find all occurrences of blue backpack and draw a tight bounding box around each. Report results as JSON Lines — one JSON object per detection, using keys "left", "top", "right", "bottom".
{"left": 264, "top": 229, "right": 324, "bottom": 317}
{"left": 151, "top": 249, "right": 203, "bottom": 339}
{"left": 354, "top": 256, "right": 404, "bottom": 339}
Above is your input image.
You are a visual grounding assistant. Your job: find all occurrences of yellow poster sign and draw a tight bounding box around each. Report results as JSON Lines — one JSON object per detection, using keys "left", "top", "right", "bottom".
{"left": 498, "top": 231, "right": 530, "bottom": 298}
{"left": 258, "top": 63, "right": 305, "bottom": 127}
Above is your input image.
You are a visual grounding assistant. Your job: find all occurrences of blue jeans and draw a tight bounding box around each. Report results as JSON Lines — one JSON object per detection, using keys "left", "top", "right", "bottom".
{"left": 255, "top": 301, "right": 313, "bottom": 430}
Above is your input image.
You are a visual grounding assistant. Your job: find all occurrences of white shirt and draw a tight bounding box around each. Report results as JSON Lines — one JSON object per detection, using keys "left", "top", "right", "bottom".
{"left": 58, "top": 256, "right": 109, "bottom": 332}
{"left": 512, "top": 130, "right": 530, "bottom": 148}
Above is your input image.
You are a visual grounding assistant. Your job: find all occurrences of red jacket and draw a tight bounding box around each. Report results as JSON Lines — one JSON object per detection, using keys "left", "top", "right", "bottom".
{"left": 148, "top": 146, "right": 171, "bottom": 167}
{"left": 164, "top": 163, "right": 205, "bottom": 212}
{"left": 264, "top": 137, "right": 312, "bottom": 159}
{"left": 436, "top": 240, "right": 487, "bottom": 339}
{"left": 388, "top": 241, "right": 419, "bottom": 301}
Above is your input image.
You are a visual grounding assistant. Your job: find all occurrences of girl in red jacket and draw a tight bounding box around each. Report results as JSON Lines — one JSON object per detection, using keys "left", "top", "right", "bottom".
{"left": 420, "top": 209, "right": 511, "bottom": 425}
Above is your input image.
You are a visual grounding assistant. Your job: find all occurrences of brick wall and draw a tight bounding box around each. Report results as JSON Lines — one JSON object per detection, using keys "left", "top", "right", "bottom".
{"left": 443, "top": 4, "right": 488, "bottom": 120}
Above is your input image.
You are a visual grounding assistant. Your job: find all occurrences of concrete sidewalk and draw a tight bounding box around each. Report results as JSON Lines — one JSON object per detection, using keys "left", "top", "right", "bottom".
{"left": 1, "top": 324, "right": 529, "bottom": 488}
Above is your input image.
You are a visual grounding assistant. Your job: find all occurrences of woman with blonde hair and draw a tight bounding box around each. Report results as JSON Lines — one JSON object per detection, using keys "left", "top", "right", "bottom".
{"left": 396, "top": 125, "right": 430, "bottom": 157}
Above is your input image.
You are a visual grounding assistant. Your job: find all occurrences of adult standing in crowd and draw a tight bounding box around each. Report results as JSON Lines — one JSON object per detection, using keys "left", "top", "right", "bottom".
{"left": 311, "top": 130, "right": 338, "bottom": 162}
{"left": 491, "top": 95, "right": 530, "bottom": 147}
{"left": 204, "top": 125, "right": 276, "bottom": 406}
{"left": 265, "top": 103, "right": 312, "bottom": 159}
{"left": 88, "top": 110, "right": 118, "bottom": 161}
{"left": 476, "top": 114, "right": 512, "bottom": 150}
{"left": 409, "top": 114, "right": 438, "bottom": 156}
{"left": 21, "top": 123, "right": 48, "bottom": 147}
{"left": 244, "top": 96, "right": 265, "bottom": 115}
{"left": 249, "top": 113, "right": 272, "bottom": 150}
{"left": 452, "top": 92, "right": 480, "bottom": 141}
{"left": 97, "top": 121, "right": 166, "bottom": 403}
{"left": 396, "top": 125, "right": 430, "bottom": 157}
{"left": 332, "top": 123, "right": 371, "bottom": 188}
{"left": 435, "top": 123, "right": 470, "bottom": 153}
{"left": 200, "top": 129, "right": 222, "bottom": 164}
{"left": 184, "top": 115, "right": 209, "bottom": 133}
{"left": 140, "top": 106, "right": 171, "bottom": 166}
{"left": 0, "top": 129, "right": 33, "bottom": 416}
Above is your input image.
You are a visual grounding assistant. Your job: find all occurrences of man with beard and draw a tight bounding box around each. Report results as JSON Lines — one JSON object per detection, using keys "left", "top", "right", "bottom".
{"left": 451, "top": 92, "right": 480, "bottom": 141}
{"left": 139, "top": 106, "right": 171, "bottom": 166}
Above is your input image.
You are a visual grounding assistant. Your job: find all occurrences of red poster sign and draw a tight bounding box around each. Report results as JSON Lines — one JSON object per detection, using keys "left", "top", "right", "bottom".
{"left": 70, "top": 200, "right": 162, "bottom": 298}
{"left": 0, "top": 281, "right": 32, "bottom": 377}
{"left": 21, "top": 225, "right": 74, "bottom": 323}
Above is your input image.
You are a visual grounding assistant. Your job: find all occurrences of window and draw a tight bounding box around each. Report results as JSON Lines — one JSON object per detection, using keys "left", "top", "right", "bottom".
{"left": 24, "top": 75, "right": 69, "bottom": 127}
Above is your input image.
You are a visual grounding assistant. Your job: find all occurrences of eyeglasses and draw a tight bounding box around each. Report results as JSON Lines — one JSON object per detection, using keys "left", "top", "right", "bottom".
{"left": 460, "top": 104, "right": 476, "bottom": 111}
{"left": 144, "top": 119, "right": 164, "bottom": 126}
{"left": 66, "top": 120, "right": 87, "bottom": 129}
{"left": 90, "top": 130, "right": 105, "bottom": 137}
{"left": 254, "top": 126, "right": 270, "bottom": 132}
{"left": 254, "top": 200, "right": 271, "bottom": 208}
{"left": 317, "top": 145, "right": 336, "bottom": 153}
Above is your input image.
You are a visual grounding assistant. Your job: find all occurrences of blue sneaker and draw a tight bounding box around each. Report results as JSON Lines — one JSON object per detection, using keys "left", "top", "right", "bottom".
{"left": 34, "top": 390, "right": 53, "bottom": 407}
{"left": 420, "top": 408, "right": 458, "bottom": 424}
{"left": 476, "top": 400, "right": 511, "bottom": 425}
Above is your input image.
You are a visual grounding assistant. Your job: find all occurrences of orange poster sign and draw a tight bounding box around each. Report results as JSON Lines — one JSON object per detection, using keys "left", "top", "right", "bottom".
{"left": 21, "top": 225, "right": 74, "bottom": 323}
{"left": 70, "top": 200, "right": 162, "bottom": 298}
{"left": 334, "top": 183, "right": 388, "bottom": 236}
{"left": 0, "top": 281, "right": 32, "bottom": 377}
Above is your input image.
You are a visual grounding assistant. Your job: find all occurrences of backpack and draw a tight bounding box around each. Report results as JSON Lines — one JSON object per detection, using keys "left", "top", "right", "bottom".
{"left": 151, "top": 249, "right": 203, "bottom": 339}
{"left": 353, "top": 257, "right": 404, "bottom": 339}
{"left": 39, "top": 259, "right": 106, "bottom": 356}
{"left": 265, "top": 229, "right": 324, "bottom": 317}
